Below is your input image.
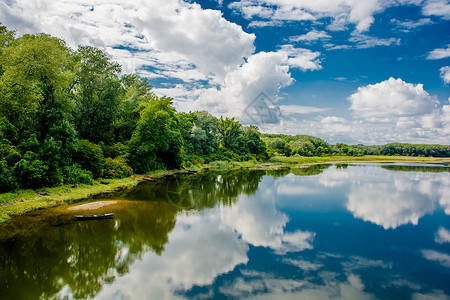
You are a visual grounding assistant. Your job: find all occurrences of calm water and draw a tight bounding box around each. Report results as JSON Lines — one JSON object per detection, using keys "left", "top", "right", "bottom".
{"left": 1, "top": 163, "right": 450, "bottom": 300}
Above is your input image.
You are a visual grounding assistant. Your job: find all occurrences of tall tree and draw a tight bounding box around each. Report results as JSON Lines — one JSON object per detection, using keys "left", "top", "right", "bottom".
{"left": 113, "top": 74, "right": 155, "bottom": 142}
{"left": 0, "top": 24, "right": 15, "bottom": 77}
{"left": 72, "top": 46, "right": 121, "bottom": 144}
{"left": 0, "top": 33, "right": 74, "bottom": 143}
{"left": 217, "top": 117, "right": 246, "bottom": 153}
{"left": 129, "top": 97, "right": 183, "bottom": 173}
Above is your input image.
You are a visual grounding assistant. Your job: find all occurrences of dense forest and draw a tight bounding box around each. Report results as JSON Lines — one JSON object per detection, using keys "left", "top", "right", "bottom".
{"left": 0, "top": 25, "right": 267, "bottom": 191}
{"left": 0, "top": 25, "right": 448, "bottom": 192}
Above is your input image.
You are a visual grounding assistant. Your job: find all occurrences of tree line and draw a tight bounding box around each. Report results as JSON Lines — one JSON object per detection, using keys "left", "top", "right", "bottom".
{"left": 263, "top": 135, "right": 450, "bottom": 158}
{"left": 0, "top": 26, "right": 267, "bottom": 191}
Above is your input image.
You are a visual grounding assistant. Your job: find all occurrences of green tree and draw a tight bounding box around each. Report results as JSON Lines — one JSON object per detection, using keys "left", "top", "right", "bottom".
{"left": 0, "top": 33, "right": 74, "bottom": 143}
{"left": 180, "top": 111, "right": 219, "bottom": 157}
{"left": 192, "top": 111, "right": 219, "bottom": 155}
{"left": 0, "top": 24, "right": 15, "bottom": 76}
{"left": 113, "top": 74, "right": 155, "bottom": 142}
{"left": 129, "top": 97, "right": 183, "bottom": 173}
{"left": 217, "top": 117, "right": 246, "bottom": 154}
{"left": 72, "top": 46, "right": 121, "bottom": 144}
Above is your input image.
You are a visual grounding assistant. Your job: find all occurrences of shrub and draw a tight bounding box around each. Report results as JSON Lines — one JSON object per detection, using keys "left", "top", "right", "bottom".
{"left": 63, "top": 164, "right": 93, "bottom": 185}
{"left": 76, "top": 140, "right": 105, "bottom": 177}
{"left": 103, "top": 157, "right": 133, "bottom": 178}
{"left": 100, "top": 142, "right": 129, "bottom": 159}
{"left": 13, "top": 152, "right": 49, "bottom": 189}
{"left": 211, "top": 160, "right": 231, "bottom": 169}
{"left": 0, "top": 160, "right": 17, "bottom": 192}
{"left": 0, "top": 140, "right": 21, "bottom": 166}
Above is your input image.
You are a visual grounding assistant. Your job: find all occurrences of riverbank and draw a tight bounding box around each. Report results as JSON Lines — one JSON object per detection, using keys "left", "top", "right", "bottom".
{"left": 1, "top": 155, "right": 449, "bottom": 223}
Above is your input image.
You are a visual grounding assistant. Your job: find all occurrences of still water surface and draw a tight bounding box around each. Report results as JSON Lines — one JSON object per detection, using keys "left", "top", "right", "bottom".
{"left": 1, "top": 163, "right": 450, "bottom": 299}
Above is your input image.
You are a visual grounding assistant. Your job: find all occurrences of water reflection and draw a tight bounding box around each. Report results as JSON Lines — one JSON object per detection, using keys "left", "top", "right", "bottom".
{"left": 0, "top": 201, "right": 178, "bottom": 299}
{"left": 0, "top": 163, "right": 449, "bottom": 299}
{"left": 96, "top": 212, "right": 249, "bottom": 299}
{"left": 381, "top": 164, "right": 450, "bottom": 173}
{"left": 339, "top": 166, "right": 449, "bottom": 229}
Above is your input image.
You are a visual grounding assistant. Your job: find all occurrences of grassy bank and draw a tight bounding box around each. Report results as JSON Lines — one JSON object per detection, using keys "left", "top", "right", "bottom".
{"left": 0, "top": 178, "right": 140, "bottom": 223}
{"left": 1, "top": 155, "right": 449, "bottom": 223}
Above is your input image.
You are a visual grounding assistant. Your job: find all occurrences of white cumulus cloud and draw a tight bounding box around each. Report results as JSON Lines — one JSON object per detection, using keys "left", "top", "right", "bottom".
{"left": 0, "top": 0, "right": 256, "bottom": 82}
{"left": 278, "top": 45, "right": 322, "bottom": 71}
{"left": 182, "top": 47, "right": 322, "bottom": 123}
{"left": 349, "top": 77, "right": 437, "bottom": 120}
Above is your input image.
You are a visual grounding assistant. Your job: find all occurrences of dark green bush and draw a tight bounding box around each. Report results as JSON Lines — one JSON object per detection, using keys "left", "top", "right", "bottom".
{"left": 100, "top": 142, "right": 129, "bottom": 159}
{"left": 0, "top": 159, "right": 17, "bottom": 192}
{"left": 63, "top": 164, "right": 93, "bottom": 184}
{"left": 12, "top": 152, "right": 49, "bottom": 189}
{"left": 47, "top": 118, "right": 78, "bottom": 166}
{"left": 0, "top": 117, "right": 18, "bottom": 143}
{"left": 75, "top": 140, "right": 105, "bottom": 177}
{"left": 0, "top": 140, "right": 21, "bottom": 166}
{"left": 103, "top": 157, "right": 133, "bottom": 178}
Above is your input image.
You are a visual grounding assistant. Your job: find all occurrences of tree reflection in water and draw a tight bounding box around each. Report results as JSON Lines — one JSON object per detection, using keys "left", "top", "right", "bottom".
{"left": 0, "top": 200, "right": 178, "bottom": 299}
{"left": 0, "top": 169, "right": 273, "bottom": 300}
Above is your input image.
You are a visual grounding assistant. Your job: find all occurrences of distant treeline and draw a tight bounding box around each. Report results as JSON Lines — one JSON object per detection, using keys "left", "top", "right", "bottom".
{"left": 0, "top": 25, "right": 267, "bottom": 191}
{"left": 263, "top": 134, "right": 450, "bottom": 158}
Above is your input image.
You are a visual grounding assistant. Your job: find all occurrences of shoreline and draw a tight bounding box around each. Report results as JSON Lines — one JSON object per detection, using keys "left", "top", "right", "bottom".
{"left": 1, "top": 155, "right": 449, "bottom": 223}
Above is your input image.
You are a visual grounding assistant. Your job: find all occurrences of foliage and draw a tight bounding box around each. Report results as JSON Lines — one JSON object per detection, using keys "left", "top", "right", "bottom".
{"left": 263, "top": 134, "right": 334, "bottom": 157}
{"left": 100, "top": 142, "right": 129, "bottom": 159}
{"left": 218, "top": 117, "right": 246, "bottom": 154}
{"left": 178, "top": 110, "right": 220, "bottom": 160}
{"left": 103, "top": 157, "right": 133, "bottom": 178}
{"left": 334, "top": 143, "right": 450, "bottom": 157}
{"left": 12, "top": 151, "right": 50, "bottom": 189}
{"left": 72, "top": 46, "right": 122, "bottom": 144}
{"left": 129, "top": 97, "right": 183, "bottom": 173}
{"left": 0, "top": 159, "right": 17, "bottom": 192}
{"left": 0, "top": 33, "right": 73, "bottom": 143}
{"left": 113, "top": 74, "right": 155, "bottom": 142}
{"left": 75, "top": 140, "right": 104, "bottom": 177}
{"left": 63, "top": 164, "right": 94, "bottom": 185}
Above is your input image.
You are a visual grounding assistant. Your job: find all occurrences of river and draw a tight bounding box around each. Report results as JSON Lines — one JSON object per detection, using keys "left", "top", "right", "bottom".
{"left": 1, "top": 163, "right": 449, "bottom": 299}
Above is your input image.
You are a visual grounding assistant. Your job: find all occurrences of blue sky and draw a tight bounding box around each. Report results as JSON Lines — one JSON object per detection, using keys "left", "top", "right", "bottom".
{"left": 1, "top": 0, "right": 449, "bottom": 144}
